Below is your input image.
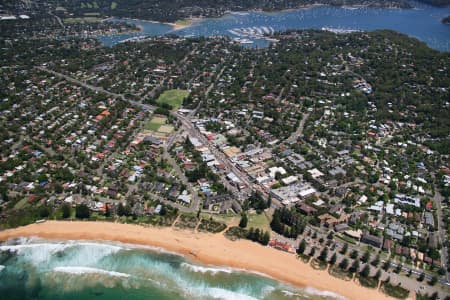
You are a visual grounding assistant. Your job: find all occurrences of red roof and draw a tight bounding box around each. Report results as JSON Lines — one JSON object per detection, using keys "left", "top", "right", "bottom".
{"left": 269, "top": 240, "right": 291, "bottom": 251}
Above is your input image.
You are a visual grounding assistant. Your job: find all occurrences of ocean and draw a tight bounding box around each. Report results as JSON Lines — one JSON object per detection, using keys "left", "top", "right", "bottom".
{"left": 0, "top": 238, "right": 345, "bottom": 300}
{"left": 97, "top": 4, "right": 450, "bottom": 51}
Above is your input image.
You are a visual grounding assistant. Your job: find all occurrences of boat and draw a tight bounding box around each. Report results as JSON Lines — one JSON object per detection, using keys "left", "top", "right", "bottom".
{"left": 232, "top": 38, "right": 254, "bottom": 44}
{"left": 261, "top": 26, "right": 270, "bottom": 34}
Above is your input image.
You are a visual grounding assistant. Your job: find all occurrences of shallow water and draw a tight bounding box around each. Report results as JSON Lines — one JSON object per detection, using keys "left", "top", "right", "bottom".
{"left": 98, "top": 4, "right": 450, "bottom": 51}
{"left": 0, "top": 238, "right": 345, "bottom": 300}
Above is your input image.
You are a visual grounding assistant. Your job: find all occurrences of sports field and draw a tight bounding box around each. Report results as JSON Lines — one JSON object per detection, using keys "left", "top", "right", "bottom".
{"left": 145, "top": 116, "right": 167, "bottom": 131}
{"left": 156, "top": 89, "right": 189, "bottom": 110}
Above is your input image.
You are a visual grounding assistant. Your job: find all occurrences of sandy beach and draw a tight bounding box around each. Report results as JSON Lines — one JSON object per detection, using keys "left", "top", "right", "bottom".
{"left": 165, "top": 17, "right": 202, "bottom": 31}
{"left": 0, "top": 221, "right": 396, "bottom": 300}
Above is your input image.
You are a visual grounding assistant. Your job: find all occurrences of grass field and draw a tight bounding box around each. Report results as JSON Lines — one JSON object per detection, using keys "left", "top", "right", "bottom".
{"left": 156, "top": 89, "right": 189, "bottom": 110}
{"left": 150, "top": 117, "right": 167, "bottom": 124}
{"left": 158, "top": 125, "right": 174, "bottom": 134}
{"left": 247, "top": 212, "right": 271, "bottom": 231}
{"left": 145, "top": 116, "right": 167, "bottom": 131}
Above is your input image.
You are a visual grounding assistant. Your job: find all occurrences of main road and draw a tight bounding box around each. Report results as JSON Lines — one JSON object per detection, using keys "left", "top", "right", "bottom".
{"left": 433, "top": 188, "right": 449, "bottom": 283}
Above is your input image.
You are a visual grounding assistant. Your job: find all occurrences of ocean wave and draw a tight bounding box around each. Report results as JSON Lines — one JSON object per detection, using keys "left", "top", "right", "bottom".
{"left": 0, "top": 265, "right": 5, "bottom": 272}
{"left": 0, "top": 240, "right": 125, "bottom": 267}
{"left": 206, "top": 287, "right": 259, "bottom": 300}
{"left": 181, "top": 262, "right": 233, "bottom": 275}
{"left": 303, "top": 287, "right": 347, "bottom": 300}
{"left": 0, "top": 242, "right": 73, "bottom": 264}
{"left": 53, "top": 266, "right": 131, "bottom": 278}
{"left": 281, "top": 290, "right": 303, "bottom": 298}
{"left": 260, "top": 285, "right": 276, "bottom": 297}
{"left": 118, "top": 242, "right": 183, "bottom": 257}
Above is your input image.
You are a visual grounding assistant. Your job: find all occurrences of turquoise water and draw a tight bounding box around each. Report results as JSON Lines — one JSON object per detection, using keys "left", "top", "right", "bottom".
{"left": 0, "top": 238, "right": 344, "bottom": 300}
{"left": 98, "top": 4, "right": 450, "bottom": 51}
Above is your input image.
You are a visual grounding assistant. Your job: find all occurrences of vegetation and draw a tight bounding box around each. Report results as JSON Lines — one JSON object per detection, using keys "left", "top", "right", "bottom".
{"left": 246, "top": 227, "right": 270, "bottom": 245}
{"left": 175, "top": 214, "right": 198, "bottom": 229}
{"left": 75, "top": 204, "right": 90, "bottom": 219}
{"left": 381, "top": 282, "right": 409, "bottom": 299}
{"left": 224, "top": 226, "right": 248, "bottom": 241}
{"left": 270, "top": 207, "right": 306, "bottom": 239}
{"left": 197, "top": 218, "right": 227, "bottom": 233}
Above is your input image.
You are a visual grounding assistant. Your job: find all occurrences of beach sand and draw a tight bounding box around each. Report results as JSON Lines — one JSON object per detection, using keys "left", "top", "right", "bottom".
{"left": 0, "top": 221, "right": 396, "bottom": 300}
{"left": 165, "top": 17, "right": 202, "bottom": 31}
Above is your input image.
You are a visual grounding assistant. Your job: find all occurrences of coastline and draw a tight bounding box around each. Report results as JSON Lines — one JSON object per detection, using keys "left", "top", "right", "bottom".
{"left": 0, "top": 221, "right": 396, "bottom": 300}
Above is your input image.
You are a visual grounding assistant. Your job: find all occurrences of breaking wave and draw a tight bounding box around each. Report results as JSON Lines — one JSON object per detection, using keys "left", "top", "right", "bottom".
{"left": 181, "top": 262, "right": 233, "bottom": 274}
{"left": 53, "top": 266, "right": 131, "bottom": 278}
{"left": 206, "top": 287, "right": 260, "bottom": 300}
{"left": 303, "top": 287, "right": 348, "bottom": 300}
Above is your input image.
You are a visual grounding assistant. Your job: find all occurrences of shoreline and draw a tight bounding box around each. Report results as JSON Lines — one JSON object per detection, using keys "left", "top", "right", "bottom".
{"left": 0, "top": 221, "right": 395, "bottom": 300}
{"left": 103, "top": 2, "right": 417, "bottom": 33}
{"left": 105, "top": 17, "right": 198, "bottom": 32}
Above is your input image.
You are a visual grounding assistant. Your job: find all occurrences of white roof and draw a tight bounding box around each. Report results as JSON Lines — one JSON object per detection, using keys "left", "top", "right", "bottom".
{"left": 386, "top": 203, "right": 394, "bottom": 215}
{"left": 358, "top": 195, "right": 368, "bottom": 204}
{"left": 177, "top": 194, "right": 191, "bottom": 204}
{"left": 308, "top": 168, "right": 324, "bottom": 178}
{"left": 269, "top": 166, "right": 286, "bottom": 178}
{"left": 298, "top": 187, "right": 316, "bottom": 197}
{"left": 282, "top": 176, "right": 298, "bottom": 185}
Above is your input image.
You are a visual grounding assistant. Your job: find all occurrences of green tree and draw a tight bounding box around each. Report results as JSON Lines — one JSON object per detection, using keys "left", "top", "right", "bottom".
{"left": 339, "top": 258, "right": 349, "bottom": 270}
{"left": 371, "top": 255, "right": 380, "bottom": 267}
{"left": 428, "top": 275, "right": 437, "bottom": 286}
{"left": 340, "top": 243, "right": 348, "bottom": 255}
{"left": 61, "top": 203, "right": 71, "bottom": 219}
{"left": 350, "top": 259, "right": 360, "bottom": 273}
{"left": 39, "top": 206, "right": 50, "bottom": 218}
{"left": 319, "top": 247, "right": 329, "bottom": 262}
{"left": 382, "top": 259, "right": 391, "bottom": 271}
{"left": 361, "top": 250, "right": 370, "bottom": 263}
{"left": 329, "top": 252, "right": 337, "bottom": 265}
{"left": 309, "top": 246, "right": 316, "bottom": 257}
{"left": 360, "top": 264, "right": 371, "bottom": 278}
{"left": 117, "top": 202, "right": 126, "bottom": 216}
{"left": 297, "top": 239, "right": 306, "bottom": 255}
{"left": 327, "top": 231, "right": 334, "bottom": 240}
{"left": 239, "top": 213, "right": 248, "bottom": 228}
{"left": 261, "top": 231, "right": 270, "bottom": 245}
{"left": 75, "top": 204, "right": 90, "bottom": 219}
